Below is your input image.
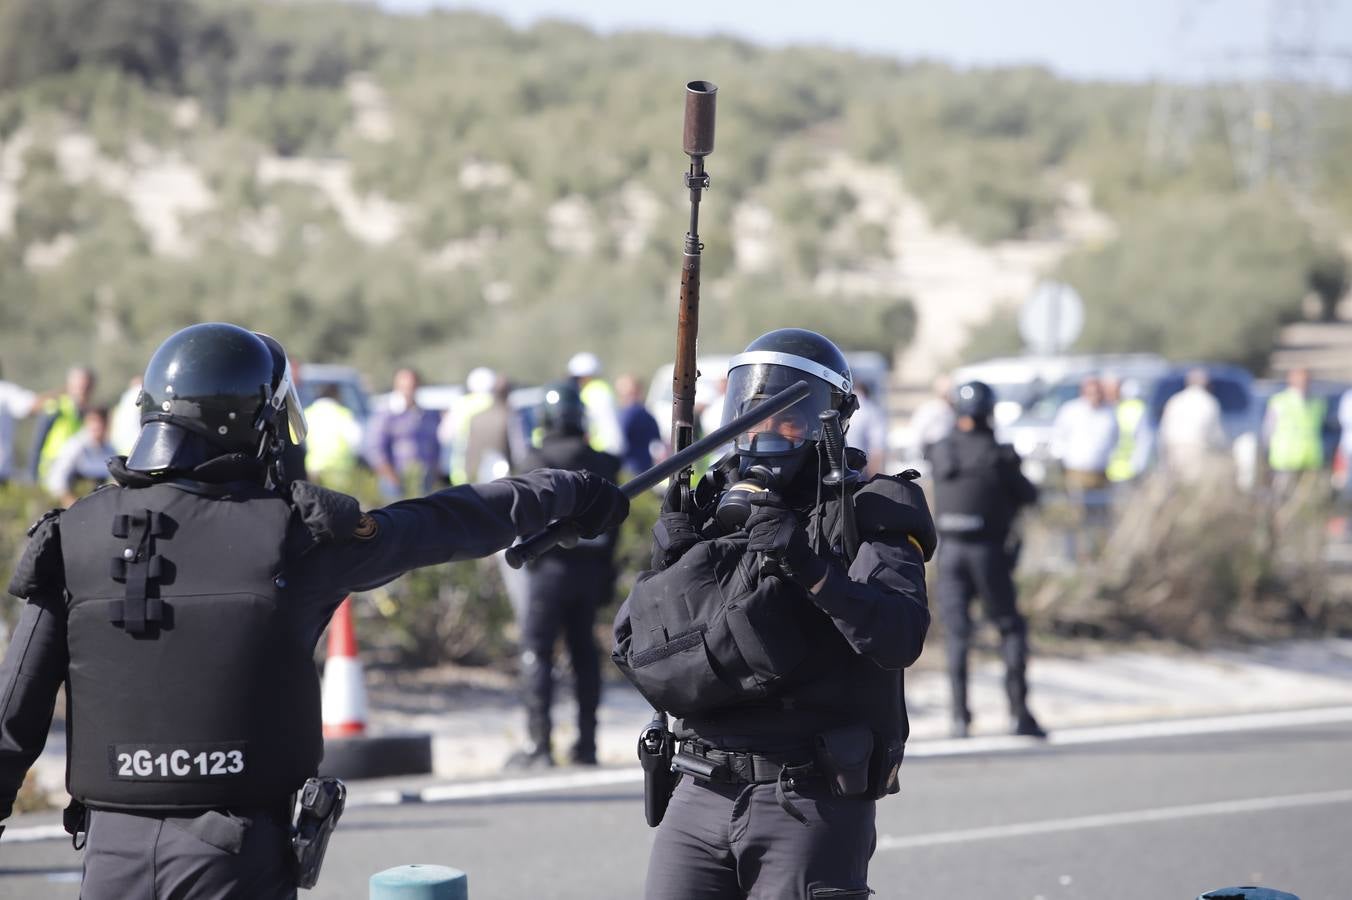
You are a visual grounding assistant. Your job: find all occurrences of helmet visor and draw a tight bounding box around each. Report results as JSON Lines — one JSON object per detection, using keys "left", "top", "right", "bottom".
{"left": 721, "top": 362, "right": 839, "bottom": 456}
{"left": 272, "top": 358, "right": 308, "bottom": 446}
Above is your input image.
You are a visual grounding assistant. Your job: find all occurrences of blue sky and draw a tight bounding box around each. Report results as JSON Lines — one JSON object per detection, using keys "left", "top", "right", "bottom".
{"left": 379, "top": 0, "right": 1352, "bottom": 83}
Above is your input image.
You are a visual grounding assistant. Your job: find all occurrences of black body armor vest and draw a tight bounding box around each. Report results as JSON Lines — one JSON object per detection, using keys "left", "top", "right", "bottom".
{"left": 60, "top": 481, "right": 321, "bottom": 811}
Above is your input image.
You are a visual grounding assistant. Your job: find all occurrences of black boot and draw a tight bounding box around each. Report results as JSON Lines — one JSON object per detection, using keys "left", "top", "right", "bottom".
{"left": 948, "top": 654, "right": 971, "bottom": 739}
{"left": 1001, "top": 630, "right": 1047, "bottom": 738}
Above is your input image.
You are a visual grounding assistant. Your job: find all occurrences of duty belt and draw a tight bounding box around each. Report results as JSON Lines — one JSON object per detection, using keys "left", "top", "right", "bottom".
{"left": 673, "top": 742, "right": 819, "bottom": 825}
{"left": 674, "top": 742, "right": 816, "bottom": 785}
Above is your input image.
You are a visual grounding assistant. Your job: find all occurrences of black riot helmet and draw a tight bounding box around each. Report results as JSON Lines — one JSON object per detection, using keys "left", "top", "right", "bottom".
{"left": 538, "top": 381, "right": 588, "bottom": 438}
{"left": 126, "top": 323, "right": 308, "bottom": 474}
{"left": 720, "top": 328, "right": 856, "bottom": 484}
{"left": 952, "top": 380, "right": 996, "bottom": 423}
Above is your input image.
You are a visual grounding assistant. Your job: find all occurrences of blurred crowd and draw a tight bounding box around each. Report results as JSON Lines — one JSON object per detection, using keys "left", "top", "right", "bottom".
{"left": 907, "top": 362, "right": 1352, "bottom": 522}
{"left": 0, "top": 349, "right": 902, "bottom": 507}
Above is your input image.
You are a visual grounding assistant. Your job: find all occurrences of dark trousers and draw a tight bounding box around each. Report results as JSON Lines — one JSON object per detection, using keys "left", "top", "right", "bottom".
{"left": 936, "top": 537, "right": 1031, "bottom": 724}
{"left": 520, "top": 553, "right": 611, "bottom": 755}
{"left": 644, "top": 777, "right": 876, "bottom": 899}
{"left": 81, "top": 808, "right": 294, "bottom": 900}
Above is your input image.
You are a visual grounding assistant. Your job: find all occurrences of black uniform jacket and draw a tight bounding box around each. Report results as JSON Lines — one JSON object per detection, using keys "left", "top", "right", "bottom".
{"left": 615, "top": 470, "right": 931, "bottom": 753}
{"left": 0, "top": 466, "right": 592, "bottom": 821}
{"left": 927, "top": 427, "right": 1038, "bottom": 542}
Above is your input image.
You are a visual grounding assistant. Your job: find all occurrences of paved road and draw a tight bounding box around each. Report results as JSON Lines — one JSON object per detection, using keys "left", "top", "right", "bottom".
{"left": 4, "top": 716, "right": 1350, "bottom": 899}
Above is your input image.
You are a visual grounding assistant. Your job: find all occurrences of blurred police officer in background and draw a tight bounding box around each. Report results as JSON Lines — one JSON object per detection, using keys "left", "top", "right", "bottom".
{"left": 927, "top": 380, "right": 1044, "bottom": 739}
{"left": 507, "top": 383, "right": 622, "bottom": 769}
{"left": 0, "top": 322, "right": 628, "bottom": 899}
{"left": 614, "top": 329, "right": 936, "bottom": 899}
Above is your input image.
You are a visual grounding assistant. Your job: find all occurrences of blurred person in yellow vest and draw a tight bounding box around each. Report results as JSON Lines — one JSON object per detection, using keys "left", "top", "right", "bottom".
{"left": 445, "top": 367, "right": 497, "bottom": 484}
{"left": 303, "top": 383, "right": 362, "bottom": 487}
{"left": 1104, "top": 375, "right": 1148, "bottom": 483}
{"left": 1158, "top": 368, "right": 1227, "bottom": 484}
{"left": 1265, "top": 367, "right": 1326, "bottom": 493}
{"left": 43, "top": 406, "right": 115, "bottom": 506}
{"left": 29, "top": 366, "right": 97, "bottom": 482}
{"left": 567, "top": 351, "right": 623, "bottom": 455}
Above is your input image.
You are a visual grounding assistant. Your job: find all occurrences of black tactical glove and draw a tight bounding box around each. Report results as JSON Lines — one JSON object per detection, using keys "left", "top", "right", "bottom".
{"left": 571, "top": 471, "right": 630, "bottom": 539}
{"left": 651, "top": 480, "right": 702, "bottom": 570}
{"left": 746, "top": 495, "right": 829, "bottom": 589}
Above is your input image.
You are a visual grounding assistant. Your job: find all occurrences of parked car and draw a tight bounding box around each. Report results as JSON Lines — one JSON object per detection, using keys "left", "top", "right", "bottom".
{"left": 953, "top": 353, "right": 1167, "bottom": 430}
{"left": 1004, "top": 362, "right": 1256, "bottom": 483}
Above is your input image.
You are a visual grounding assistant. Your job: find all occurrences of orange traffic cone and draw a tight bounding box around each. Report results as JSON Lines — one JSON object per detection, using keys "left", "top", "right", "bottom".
{"left": 322, "top": 598, "right": 369, "bottom": 738}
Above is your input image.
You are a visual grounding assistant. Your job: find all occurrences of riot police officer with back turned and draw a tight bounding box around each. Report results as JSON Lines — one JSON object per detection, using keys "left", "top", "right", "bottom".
{"left": 927, "top": 380, "right": 1044, "bottom": 739}
{"left": 613, "top": 329, "right": 936, "bottom": 900}
{"left": 506, "top": 382, "right": 622, "bottom": 769}
{"left": 0, "top": 323, "right": 628, "bottom": 899}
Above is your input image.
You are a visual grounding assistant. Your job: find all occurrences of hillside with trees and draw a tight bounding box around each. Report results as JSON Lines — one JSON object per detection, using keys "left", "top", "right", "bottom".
{"left": 0, "top": 0, "right": 1348, "bottom": 395}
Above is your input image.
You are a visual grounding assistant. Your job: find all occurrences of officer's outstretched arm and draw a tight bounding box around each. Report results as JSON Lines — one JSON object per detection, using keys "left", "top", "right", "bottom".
{"left": 297, "top": 468, "right": 626, "bottom": 595}
{"left": 0, "top": 592, "right": 68, "bottom": 824}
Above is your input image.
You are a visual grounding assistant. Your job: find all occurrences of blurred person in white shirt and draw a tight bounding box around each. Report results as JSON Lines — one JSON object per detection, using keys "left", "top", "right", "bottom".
{"left": 0, "top": 361, "right": 42, "bottom": 484}
{"left": 1158, "top": 368, "right": 1227, "bottom": 483}
{"left": 848, "top": 381, "right": 888, "bottom": 476}
{"left": 1051, "top": 376, "right": 1118, "bottom": 488}
{"left": 908, "top": 374, "right": 955, "bottom": 459}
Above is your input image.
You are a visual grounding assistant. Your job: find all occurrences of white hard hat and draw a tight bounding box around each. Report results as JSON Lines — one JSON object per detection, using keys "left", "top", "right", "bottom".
{"left": 466, "top": 366, "right": 496, "bottom": 394}
{"left": 567, "top": 352, "right": 600, "bottom": 378}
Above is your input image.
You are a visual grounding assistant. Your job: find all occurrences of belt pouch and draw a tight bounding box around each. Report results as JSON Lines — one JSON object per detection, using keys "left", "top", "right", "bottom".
{"left": 814, "top": 726, "right": 873, "bottom": 798}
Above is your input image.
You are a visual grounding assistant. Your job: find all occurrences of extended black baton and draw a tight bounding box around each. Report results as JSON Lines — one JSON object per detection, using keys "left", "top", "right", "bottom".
{"left": 504, "top": 379, "right": 810, "bottom": 569}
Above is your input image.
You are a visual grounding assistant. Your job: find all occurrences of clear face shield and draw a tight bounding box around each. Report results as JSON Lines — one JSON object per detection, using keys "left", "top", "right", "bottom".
{"left": 721, "top": 361, "right": 844, "bottom": 459}
{"left": 270, "top": 357, "right": 308, "bottom": 446}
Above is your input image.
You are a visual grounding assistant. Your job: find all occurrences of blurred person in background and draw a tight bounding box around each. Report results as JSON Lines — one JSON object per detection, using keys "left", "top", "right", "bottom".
{"left": 0, "top": 360, "right": 43, "bottom": 485}
{"left": 1104, "top": 375, "right": 1149, "bottom": 484}
{"left": 109, "top": 375, "right": 143, "bottom": 457}
{"left": 908, "top": 374, "right": 955, "bottom": 460}
{"left": 928, "top": 382, "right": 1044, "bottom": 739}
{"left": 616, "top": 373, "right": 663, "bottom": 476}
{"left": 1158, "top": 368, "right": 1227, "bottom": 484}
{"left": 369, "top": 367, "right": 442, "bottom": 498}
{"left": 465, "top": 374, "right": 519, "bottom": 483}
{"left": 1051, "top": 376, "right": 1118, "bottom": 490}
{"left": 1338, "top": 388, "right": 1352, "bottom": 503}
{"left": 29, "top": 365, "right": 97, "bottom": 483}
{"left": 446, "top": 366, "right": 496, "bottom": 485}
{"left": 1051, "top": 375, "right": 1117, "bottom": 557}
{"left": 44, "top": 406, "right": 115, "bottom": 506}
{"left": 303, "top": 383, "right": 362, "bottom": 488}
{"left": 568, "top": 351, "right": 623, "bottom": 454}
{"left": 506, "top": 383, "right": 621, "bottom": 770}
{"left": 848, "top": 380, "right": 888, "bottom": 477}
{"left": 1265, "top": 367, "right": 1325, "bottom": 496}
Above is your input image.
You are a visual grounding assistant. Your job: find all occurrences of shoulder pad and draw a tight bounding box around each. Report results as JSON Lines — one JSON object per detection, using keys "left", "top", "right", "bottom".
{"left": 854, "top": 472, "right": 932, "bottom": 538}
{"left": 8, "top": 509, "right": 64, "bottom": 599}
{"left": 288, "top": 481, "right": 362, "bottom": 544}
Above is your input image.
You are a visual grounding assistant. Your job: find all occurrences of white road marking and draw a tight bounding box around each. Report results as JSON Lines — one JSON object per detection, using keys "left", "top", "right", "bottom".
{"left": 875, "top": 787, "right": 1352, "bottom": 851}
{"left": 909, "top": 704, "right": 1352, "bottom": 757}
{"left": 6, "top": 704, "right": 1352, "bottom": 843}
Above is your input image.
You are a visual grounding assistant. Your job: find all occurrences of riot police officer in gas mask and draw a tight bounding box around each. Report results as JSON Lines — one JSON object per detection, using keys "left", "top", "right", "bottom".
{"left": 0, "top": 323, "right": 628, "bottom": 898}
{"left": 927, "top": 380, "right": 1044, "bottom": 739}
{"left": 614, "top": 328, "right": 937, "bottom": 900}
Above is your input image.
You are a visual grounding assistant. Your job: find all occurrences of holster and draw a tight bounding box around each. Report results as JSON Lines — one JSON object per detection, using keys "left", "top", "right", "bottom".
{"left": 638, "top": 719, "right": 676, "bottom": 828}
{"left": 868, "top": 735, "right": 905, "bottom": 800}
{"left": 62, "top": 799, "right": 88, "bottom": 850}
{"left": 291, "top": 777, "right": 346, "bottom": 889}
